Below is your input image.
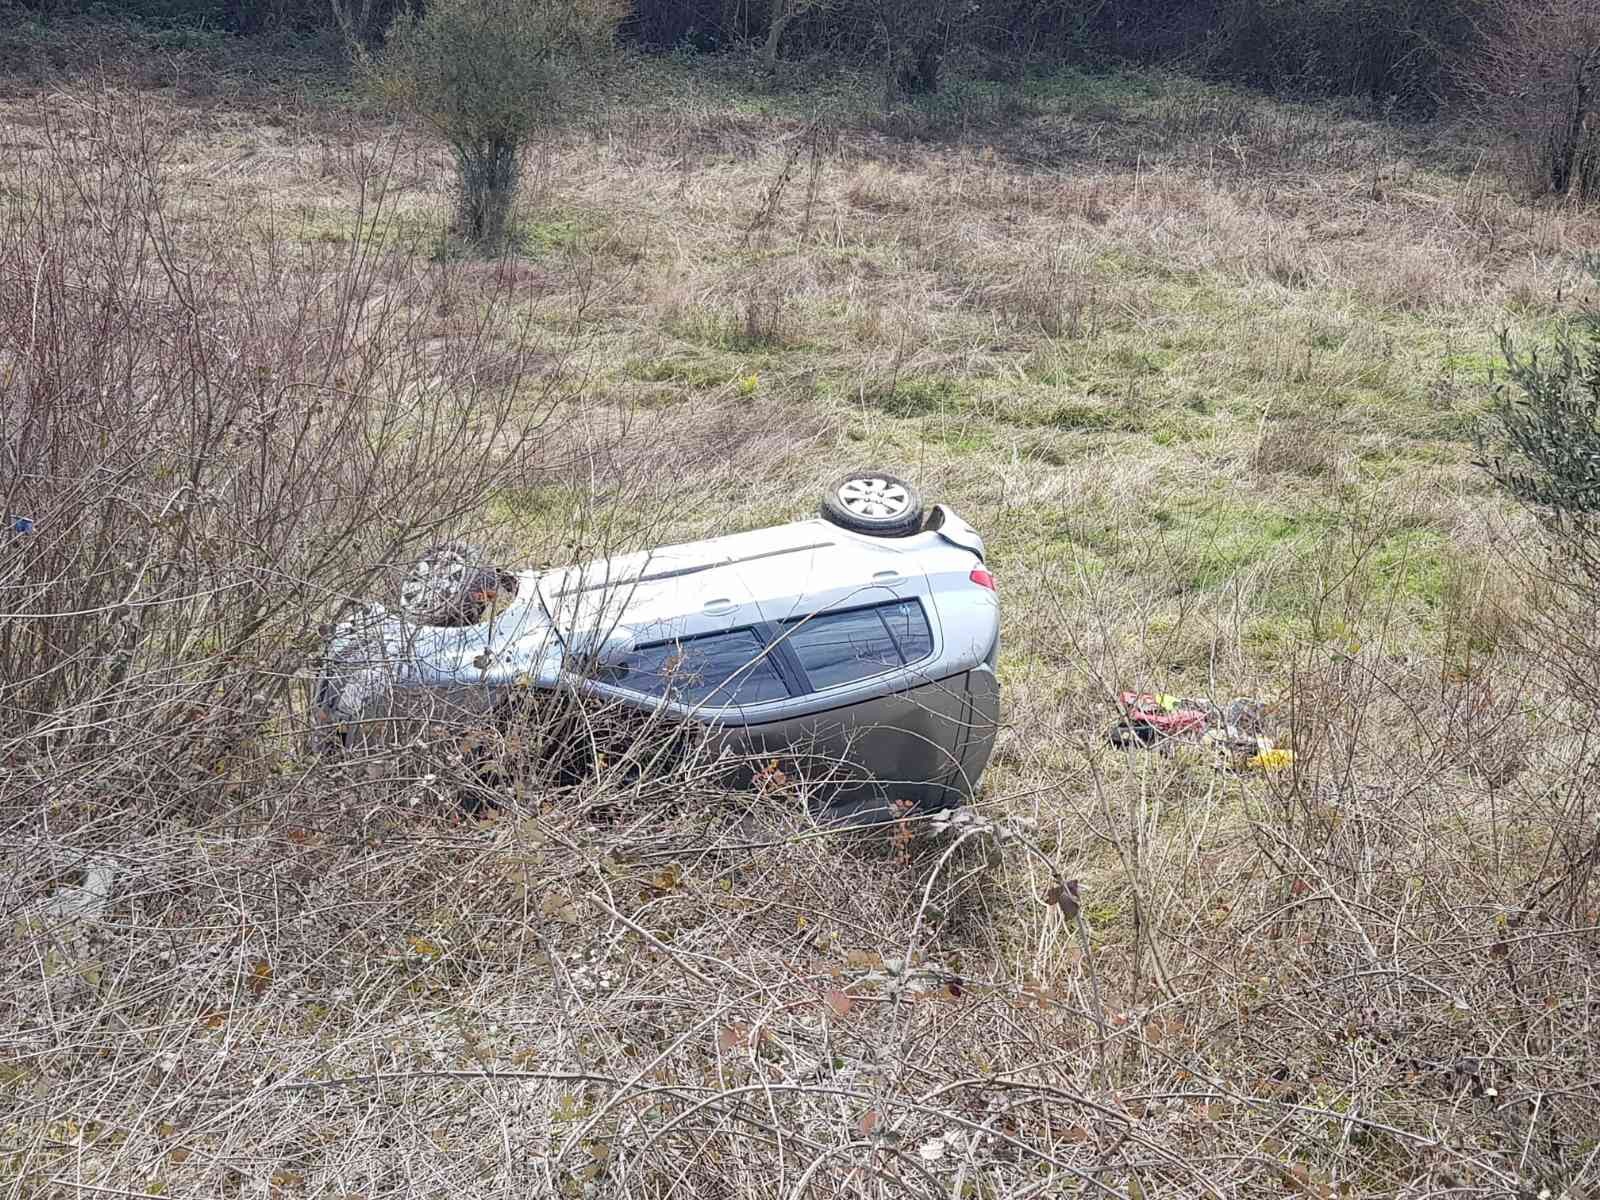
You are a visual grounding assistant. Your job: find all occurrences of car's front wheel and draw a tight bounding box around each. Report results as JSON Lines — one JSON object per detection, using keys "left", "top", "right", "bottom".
{"left": 820, "top": 470, "right": 925, "bottom": 537}
{"left": 399, "top": 541, "right": 516, "bottom": 627}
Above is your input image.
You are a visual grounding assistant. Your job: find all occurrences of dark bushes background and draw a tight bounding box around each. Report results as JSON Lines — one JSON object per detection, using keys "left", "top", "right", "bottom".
{"left": 0, "top": 0, "right": 1514, "bottom": 116}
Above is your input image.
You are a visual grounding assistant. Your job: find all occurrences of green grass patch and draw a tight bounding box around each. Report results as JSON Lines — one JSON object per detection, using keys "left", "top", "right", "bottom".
{"left": 512, "top": 210, "right": 608, "bottom": 255}
{"left": 1023, "top": 501, "right": 1133, "bottom": 565}
{"left": 1017, "top": 66, "right": 1163, "bottom": 109}
{"left": 925, "top": 423, "right": 998, "bottom": 454}
{"left": 1369, "top": 528, "right": 1451, "bottom": 611}
{"left": 852, "top": 373, "right": 973, "bottom": 418}
{"left": 1156, "top": 503, "right": 1339, "bottom": 595}
{"left": 627, "top": 354, "right": 742, "bottom": 390}
{"left": 1043, "top": 400, "right": 1146, "bottom": 433}
{"left": 660, "top": 302, "right": 805, "bottom": 354}
{"left": 1024, "top": 341, "right": 1172, "bottom": 392}
{"left": 486, "top": 482, "right": 575, "bottom": 525}
{"left": 1440, "top": 348, "right": 1500, "bottom": 377}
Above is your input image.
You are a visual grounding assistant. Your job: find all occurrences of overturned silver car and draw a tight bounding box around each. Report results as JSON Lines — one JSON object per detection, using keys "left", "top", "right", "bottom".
{"left": 310, "top": 471, "right": 1001, "bottom": 822}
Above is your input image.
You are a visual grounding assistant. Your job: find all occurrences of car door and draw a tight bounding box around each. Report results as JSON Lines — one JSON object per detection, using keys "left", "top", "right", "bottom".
{"left": 943, "top": 661, "right": 1000, "bottom": 803}
{"left": 552, "top": 555, "right": 798, "bottom": 723}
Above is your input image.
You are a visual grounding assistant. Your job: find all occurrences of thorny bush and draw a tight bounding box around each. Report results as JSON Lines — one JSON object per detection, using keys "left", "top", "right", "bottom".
{"left": 0, "top": 86, "right": 580, "bottom": 807}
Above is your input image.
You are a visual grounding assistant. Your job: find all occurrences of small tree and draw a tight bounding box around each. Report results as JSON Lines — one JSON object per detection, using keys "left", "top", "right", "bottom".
{"left": 869, "top": 0, "right": 969, "bottom": 110}
{"left": 368, "top": 0, "right": 624, "bottom": 247}
{"left": 1478, "top": 265, "right": 1600, "bottom": 905}
{"left": 328, "top": 0, "right": 403, "bottom": 52}
{"left": 1478, "top": 258, "right": 1600, "bottom": 694}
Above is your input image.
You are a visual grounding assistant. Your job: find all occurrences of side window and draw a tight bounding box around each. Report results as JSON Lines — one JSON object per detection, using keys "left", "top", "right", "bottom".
{"left": 608, "top": 628, "right": 789, "bottom": 706}
{"left": 880, "top": 598, "right": 933, "bottom": 664}
{"left": 782, "top": 599, "right": 934, "bottom": 691}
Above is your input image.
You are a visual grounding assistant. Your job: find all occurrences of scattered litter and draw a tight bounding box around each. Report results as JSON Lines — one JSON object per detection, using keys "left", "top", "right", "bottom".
{"left": 36, "top": 858, "right": 119, "bottom": 921}
{"left": 1110, "top": 691, "right": 1289, "bottom": 771}
{"left": 1108, "top": 693, "right": 1209, "bottom": 745}
{"left": 1248, "top": 747, "right": 1295, "bottom": 772}
{"left": 1110, "top": 692, "right": 1264, "bottom": 746}
{"left": 11, "top": 515, "right": 34, "bottom": 535}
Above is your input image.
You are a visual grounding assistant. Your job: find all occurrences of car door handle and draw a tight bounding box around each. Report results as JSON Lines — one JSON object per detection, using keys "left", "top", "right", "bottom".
{"left": 703, "top": 597, "right": 737, "bottom": 614}
{"left": 871, "top": 570, "right": 902, "bottom": 582}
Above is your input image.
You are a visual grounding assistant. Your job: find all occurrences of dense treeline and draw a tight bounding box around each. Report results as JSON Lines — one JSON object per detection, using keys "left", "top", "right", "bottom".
{"left": 13, "top": 0, "right": 1494, "bottom": 114}
{"left": 631, "top": 0, "right": 1492, "bottom": 114}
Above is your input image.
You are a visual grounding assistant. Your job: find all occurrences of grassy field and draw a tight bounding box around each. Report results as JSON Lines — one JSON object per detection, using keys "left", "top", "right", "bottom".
{"left": 4, "top": 25, "right": 1600, "bottom": 1200}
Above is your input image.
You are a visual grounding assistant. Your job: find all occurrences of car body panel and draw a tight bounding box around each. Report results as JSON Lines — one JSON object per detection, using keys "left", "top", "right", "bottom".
{"left": 314, "top": 504, "right": 1002, "bottom": 816}
{"left": 928, "top": 504, "right": 986, "bottom": 561}
{"left": 718, "top": 670, "right": 977, "bottom": 819}
{"left": 535, "top": 525, "right": 811, "bottom": 647}
{"left": 953, "top": 662, "right": 1001, "bottom": 793}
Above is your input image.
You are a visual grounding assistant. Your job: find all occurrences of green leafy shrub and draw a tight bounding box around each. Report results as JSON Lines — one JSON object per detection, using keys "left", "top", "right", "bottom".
{"left": 1479, "top": 259, "right": 1600, "bottom": 525}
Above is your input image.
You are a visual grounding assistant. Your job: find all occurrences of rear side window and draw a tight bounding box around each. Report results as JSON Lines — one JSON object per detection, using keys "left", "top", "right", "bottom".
{"left": 609, "top": 628, "right": 789, "bottom": 706}
{"left": 782, "top": 599, "right": 934, "bottom": 690}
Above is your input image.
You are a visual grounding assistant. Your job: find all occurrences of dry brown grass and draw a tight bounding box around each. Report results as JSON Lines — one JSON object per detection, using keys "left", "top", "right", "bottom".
{"left": 3, "top": 38, "right": 1600, "bottom": 1200}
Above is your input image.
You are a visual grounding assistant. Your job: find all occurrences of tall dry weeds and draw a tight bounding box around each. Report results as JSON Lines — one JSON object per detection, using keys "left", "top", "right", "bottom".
{"left": 4, "top": 65, "right": 1600, "bottom": 1200}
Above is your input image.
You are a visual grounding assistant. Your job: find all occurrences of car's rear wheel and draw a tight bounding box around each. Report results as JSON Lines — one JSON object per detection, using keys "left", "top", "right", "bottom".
{"left": 820, "top": 470, "right": 925, "bottom": 537}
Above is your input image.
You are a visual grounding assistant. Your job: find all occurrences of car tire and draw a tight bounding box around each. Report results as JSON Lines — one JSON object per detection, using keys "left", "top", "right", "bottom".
{"left": 399, "top": 541, "right": 514, "bottom": 627}
{"left": 820, "top": 470, "right": 925, "bottom": 537}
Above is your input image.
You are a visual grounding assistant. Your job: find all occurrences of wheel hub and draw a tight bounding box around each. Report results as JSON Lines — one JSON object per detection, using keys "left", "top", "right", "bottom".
{"left": 838, "top": 477, "right": 910, "bottom": 519}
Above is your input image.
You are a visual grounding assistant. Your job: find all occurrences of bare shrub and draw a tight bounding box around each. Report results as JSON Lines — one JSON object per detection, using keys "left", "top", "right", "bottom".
{"left": 741, "top": 119, "right": 833, "bottom": 251}
{"left": 761, "top": 0, "right": 843, "bottom": 75}
{"left": 1469, "top": 0, "right": 1600, "bottom": 202}
{"left": 1192, "top": 0, "right": 1490, "bottom": 114}
{"left": 869, "top": 0, "right": 970, "bottom": 109}
{"left": 986, "top": 240, "right": 1105, "bottom": 339}
{"left": 0, "top": 84, "right": 575, "bottom": 808}
{"left": 735, "top": 277, "right": 798, "bottom": 347}
{"left": 1025, "top": 550, "right": 1600, "bottom": 1199}
{"left": 327, "top": 0, "right": 404, "bottom": 52}
{"left": 1479, "top": 524, "right": 1600, "bottom": 920}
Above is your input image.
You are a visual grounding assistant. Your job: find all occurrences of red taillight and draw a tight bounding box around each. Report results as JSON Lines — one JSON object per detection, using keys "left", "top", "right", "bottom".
{"left": 969, "top": 567, "right": 996, "bottom": 591}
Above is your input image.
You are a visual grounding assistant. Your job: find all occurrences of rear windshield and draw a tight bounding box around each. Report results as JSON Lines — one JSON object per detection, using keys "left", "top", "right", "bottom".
{"left": 606, "top": 628, "right": 789, "bottom": 706}
{"left": 781, "top": 599, "right": 933, "bottom": 690}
